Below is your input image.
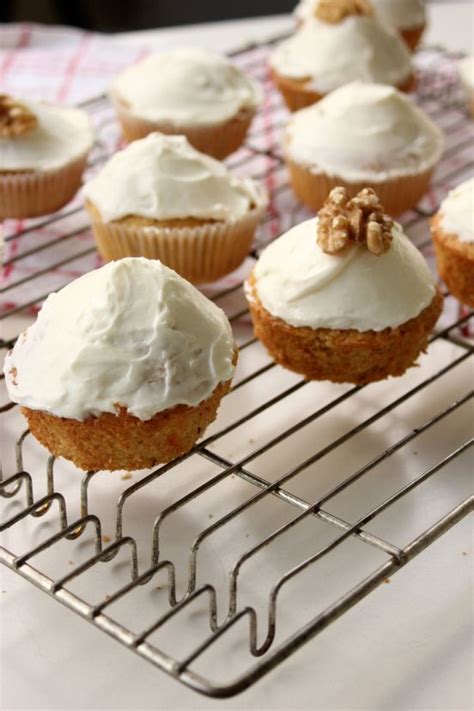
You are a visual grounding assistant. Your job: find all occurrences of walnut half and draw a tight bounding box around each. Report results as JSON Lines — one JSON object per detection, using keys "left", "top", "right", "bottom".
{"left": 317, "top": 187, "right": 393, "bottom": 256}
{"left": 0, "top": 95, "right": 38, "bottom": 139}
{"left": 314, "top": 0, "right": 373, "bottom": 24}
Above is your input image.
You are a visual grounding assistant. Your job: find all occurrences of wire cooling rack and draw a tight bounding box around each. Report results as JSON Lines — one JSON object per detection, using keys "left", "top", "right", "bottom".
{"left": 1, "top": 41, "right": 473, "bottom": 698}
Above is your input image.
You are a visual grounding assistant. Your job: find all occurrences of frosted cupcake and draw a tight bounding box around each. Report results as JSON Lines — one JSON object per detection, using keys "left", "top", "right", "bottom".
{"left": 285, "top": 82, "right": 443, "bottom": 215}
{"left": 294, "top": 0, "right": 426, "bottom": 50}
{"left": 431, "top": 177, "right": 474, "bottom": 307}
{"left": 4, "top": 258, "right": 237, "bottom": 471}
{"left": 0, "top": 95, "right": 94, "bottom": 219}
{"left": 458, "top": 56, "right": 474, "bottom": 119}
{"left": 110, "top": 48, "right": 262, "bottom": 159}
{"left": 270, "top": 0, "right": 413, "bottom": 111}
{"left": 246, "top": 187, "right": 443, "bottom": 384}
{"left": 84, "top": 133, "right": 266, "bottom": 283}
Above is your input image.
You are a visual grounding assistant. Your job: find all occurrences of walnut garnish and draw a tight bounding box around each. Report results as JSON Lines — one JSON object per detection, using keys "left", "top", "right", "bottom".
{"left": 315, "top": 0, "right": 373, "bottom": 24}
{"left": 0, "top": 95, "right": 38, "bottom": 138}
{"left": 317, "top": 187, "right": 393, "bottom": 256}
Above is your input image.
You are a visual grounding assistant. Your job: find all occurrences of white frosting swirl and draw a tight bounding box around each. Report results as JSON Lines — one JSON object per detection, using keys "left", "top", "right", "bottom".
{"left": 0, "top": 101, "right": 94, "bottom": 171}
{"left": 83, "top": 133, "right": 266, "bottom": 223}
{"left": 270, "top": 16, "right": 412, "bottom": 93}
{"left": 4, "top": 258, "right": 236, "bottom": 421}
{"left": 285, "top": 82, "right": 443, "bottom": 182}
{"left": 252, "top": 217, "right": 436, "bottom": 332}
{"left": 439, "top": 177, "right": 474, "bottom": 244}
{"left": 294, "top": 0, "right": 426, "bottom": 31}
{"left": 111, "top": 48, "right": 262, "bottom": 125}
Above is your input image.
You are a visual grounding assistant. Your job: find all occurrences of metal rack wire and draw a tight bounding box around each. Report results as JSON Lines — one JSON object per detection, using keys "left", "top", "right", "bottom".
{"left": 1, "top": 42, "right": 473, "bottom": 698}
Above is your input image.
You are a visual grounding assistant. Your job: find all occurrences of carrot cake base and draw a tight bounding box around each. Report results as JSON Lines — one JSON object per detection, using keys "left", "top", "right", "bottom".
{"left": 22, "top": 377, "right": 233, "bottom": 472}
{"left": 246, "top": 274, "right": 443, "bottom": 384}
{"left": 431, "top": 213, "right": 474, "bottom": 307}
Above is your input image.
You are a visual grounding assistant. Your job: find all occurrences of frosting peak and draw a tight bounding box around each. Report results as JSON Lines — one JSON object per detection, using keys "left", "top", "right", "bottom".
{"left": 83, "top": 133, "right": 266, "bottom": 223}
{"left": 252, "top": 217, "right": 435, "bottom": 332}
{"left": 4, "top": 258, "right": 236, "bottom": 421}
{"left": 286, "top": 82, "right": 443, "bottom": 182}
{"left": 270, "top": 16, "right": 412, "bottom": 93}
{"left": 111, "top": 48, "right": 262, "bottom": 125}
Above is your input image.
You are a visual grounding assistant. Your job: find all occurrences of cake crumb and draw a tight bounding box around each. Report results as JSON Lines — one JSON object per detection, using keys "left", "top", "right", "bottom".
{"left": 121, "top": 472, "right": 132, "bottom": 480}
{"left": 384, "top": 578, "right": 391, "bottom": 584}
{"left": 103, "top": 535, "right": 111, "bottom": 543}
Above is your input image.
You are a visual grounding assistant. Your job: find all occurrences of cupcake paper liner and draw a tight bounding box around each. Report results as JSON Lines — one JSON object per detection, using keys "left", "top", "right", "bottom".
{"left": 110, "top": 91, "right": 256, "bottom": 159}
{"left": 287, "top": 160, "right": 436, "bottom": 216}
{"left": 271, "top": 69, "right": 416, "bottom": 111}
{"left": 0, "top": 152, "right": 89, "bottom": 219}
{"left": 86, "top": 203, "right": 265, "bottom": 284}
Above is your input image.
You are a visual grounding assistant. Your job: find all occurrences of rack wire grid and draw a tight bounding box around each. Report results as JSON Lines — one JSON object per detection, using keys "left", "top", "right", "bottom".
{"left": 1, "top": 39, "right": 473, "bottom": 699}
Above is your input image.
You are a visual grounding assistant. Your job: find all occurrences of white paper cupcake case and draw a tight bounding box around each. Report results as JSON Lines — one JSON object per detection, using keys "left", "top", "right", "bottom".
{"left": 88, "top": 206, "right": 265, "bottom": 284}
{"left": 0, "top": 152, "right": 90, "bottom": 219}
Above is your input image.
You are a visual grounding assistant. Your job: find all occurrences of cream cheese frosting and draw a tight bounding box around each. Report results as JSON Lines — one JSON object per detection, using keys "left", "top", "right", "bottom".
{"left": 110, "top": 48, "right": 262, "bottom": 126}
{"left": 458, "top": 56, "right": 474, "bottom": 89}
{"left": 270, "top": 16, "right": 412, "bottom": 93}
{"left": 251, "top": 217, "right": 435, "bottom": 332}
{"left": 294, "top": 0, "right": 425, "bottom": 30}
{"left": 83, "top": 133, "right": 266, "bottom": 223}
{"left": 439, "top": 177, "right": 474, "bottom": 244}
{"left": 285, "top": 82, "right": 443, "bottom": 182}
{"left": 4, "top": 257, "right": 236, "bottom": 421}
{"left": 0, "top": 101, "right": 94, "bottom": 171}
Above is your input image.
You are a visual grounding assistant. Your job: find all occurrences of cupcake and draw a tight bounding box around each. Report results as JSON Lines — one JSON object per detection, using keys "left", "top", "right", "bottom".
{"left": 109, "top": 48, "right": 262, "bottom": 159}
{"left": 458, "top": 56, "right": 474, "bottom": 119}
{"left": 294, "top": 0, "right": 426, "bottom": 50}
{"left": 270, "top": 0, "right": 413, "bottom": 111}
{"left": 83, "top": 133, "right": 266, "bottom": 283}
{"left": 0, "top": 95, "right": 94, "bottom": 219}
{"left": 285, "top": 82, "right": 443, "bottom": 215}
{"left": 3, "top": 257, "right": 237, "bottom": 471}
{"left": 245, "top": 187, "right": 443, "bottom": 385}
{"left": 431, "top": 177, "right": 474, "bottom": 308}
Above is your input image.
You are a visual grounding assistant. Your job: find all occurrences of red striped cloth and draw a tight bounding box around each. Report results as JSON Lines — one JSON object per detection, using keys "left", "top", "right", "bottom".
{"left": 0, "top": 24, "right": 472, "bottom": 338}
